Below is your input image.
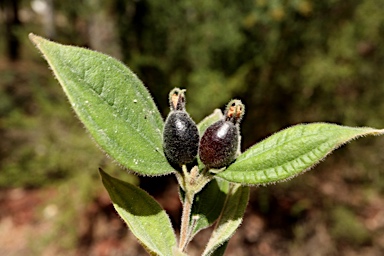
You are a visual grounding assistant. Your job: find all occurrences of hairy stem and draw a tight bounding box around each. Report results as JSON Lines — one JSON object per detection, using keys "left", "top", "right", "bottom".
{"left": 177, "top": 165, "right": 213, "bottom": 251}
{"left": 179, "top": 190, "right": 194, "bottom": 251}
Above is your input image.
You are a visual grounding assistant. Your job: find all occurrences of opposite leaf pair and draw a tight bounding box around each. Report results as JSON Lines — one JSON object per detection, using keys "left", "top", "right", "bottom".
{"left": 163, "top": 88, "right": 245, "bottom": 171}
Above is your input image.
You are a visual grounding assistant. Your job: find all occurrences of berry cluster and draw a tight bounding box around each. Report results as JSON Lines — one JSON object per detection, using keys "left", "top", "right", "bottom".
{"left": 163, "top": 88, "right": 245, "bottom": 170}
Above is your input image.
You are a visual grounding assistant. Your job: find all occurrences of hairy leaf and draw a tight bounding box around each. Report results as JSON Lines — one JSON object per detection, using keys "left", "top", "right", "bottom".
{"left": 202, "top": 184, "right": 249, "bottom": 256}
{"left": 99, "top": 169, "right": 177, "bottom": 255}
{"left": 191, "top": 178, "right": 230, "bottom": 237}
{"left": 209, "top": 241, "right": 228, "bottom": 256}
{"left": 29, "top": 34, "right": 173, "bottom": 176}
{"left": 218, "top": 123, "right": 384, "bottom": 185}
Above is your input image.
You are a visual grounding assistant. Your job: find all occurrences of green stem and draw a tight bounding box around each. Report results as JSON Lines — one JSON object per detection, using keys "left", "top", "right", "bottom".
{"left": 179, "top": 190, "right": 194, "bottom": 251}
{"left": 177, "top": 165, "right": 213, "bottom": 251}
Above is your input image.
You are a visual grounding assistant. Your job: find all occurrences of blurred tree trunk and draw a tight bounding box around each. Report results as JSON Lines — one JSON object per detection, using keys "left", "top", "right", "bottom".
{"left": 1, "top": 0, "right": 21, "bottom": 61}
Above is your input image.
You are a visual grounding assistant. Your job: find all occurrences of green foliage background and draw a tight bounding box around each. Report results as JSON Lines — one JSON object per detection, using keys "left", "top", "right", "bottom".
{"left": 1, "top": 0, "right": 384, "bottom": 254}
{"left": 93, "top": 0, "right": 384, "bottom": 148}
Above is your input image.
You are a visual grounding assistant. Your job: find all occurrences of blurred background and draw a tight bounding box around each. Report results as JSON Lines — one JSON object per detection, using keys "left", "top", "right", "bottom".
{"left": 1, "top": 0, "right": 384, "bottom": 255}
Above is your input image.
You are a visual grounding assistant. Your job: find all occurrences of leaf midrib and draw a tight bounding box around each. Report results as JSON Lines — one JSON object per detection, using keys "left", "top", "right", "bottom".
{"left": 235, "top": 131, "right": 328, "bottom": 165}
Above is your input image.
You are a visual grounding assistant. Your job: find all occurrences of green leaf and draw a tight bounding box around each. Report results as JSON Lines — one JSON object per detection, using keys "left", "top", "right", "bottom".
{"left": 209, "top": 241, "right": 228, "bottom": 256}
{"left": 99, "top": 168, "right": 177, "bottom": 256}
{"left": 29, "top": 34, "right": 173, "bottom": 176}
{"left": 202, "top": 184, "right": 249, "bottom": 256}
{"left": 218, "top": 123, "right": 384, "bottom": 185}
{"left": 190, "top": 178, "right": 230, "bottom": 237}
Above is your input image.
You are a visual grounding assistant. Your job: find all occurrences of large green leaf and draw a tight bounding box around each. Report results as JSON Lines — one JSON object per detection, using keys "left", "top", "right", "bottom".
{"left": 99, "top": 169, "right": 177, "bottom": 256}
{"left": 218, "top": 123, "right": 384, "bottom": 185}
{"left": 202, "top": 184, "right": 249, "bottom": 256}
{"left": 29, "top": 34, "right": 173, "bottom": 176}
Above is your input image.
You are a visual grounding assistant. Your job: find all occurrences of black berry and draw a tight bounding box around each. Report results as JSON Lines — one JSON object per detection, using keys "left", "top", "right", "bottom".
{"left": 163, "top": 88, "right": 199, "bottom": 166}
{"left": 199, "top": 100, "right": 244, "bottom": 169}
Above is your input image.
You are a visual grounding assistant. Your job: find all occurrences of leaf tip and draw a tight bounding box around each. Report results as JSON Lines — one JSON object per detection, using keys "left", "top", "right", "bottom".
{"left": 98, "top": 167, "right": 107, "bottom": 179}
{"left": 371, "top": 128, "right": 384, "bottom": 136}
{"left": 28, "top": 33, "right": 54, "bottom": 53}
{"left": 98, "top": 168, "right": 110, "bottom": 185}
{"left": 28, "top": 33, "right": 48, "bottom": 54}
{"left": 28, "top": 33, "right": 41, "bottom": 45}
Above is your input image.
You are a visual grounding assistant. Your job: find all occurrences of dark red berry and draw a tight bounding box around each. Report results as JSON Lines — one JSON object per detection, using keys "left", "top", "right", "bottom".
{"left": 199, "top": 100, "right": 244, "bottom": 169}
{"left": 163, "top": 88, "right": 199, "bottom": 166}
{"left": 199, "top": 120, "right": 238, "bottom": 168}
